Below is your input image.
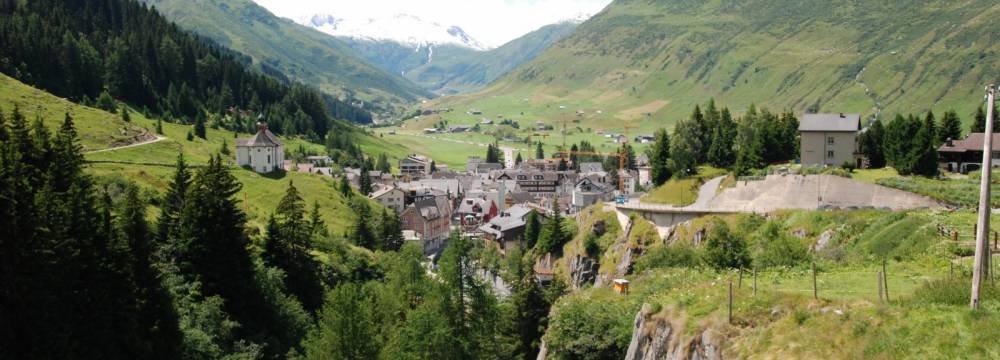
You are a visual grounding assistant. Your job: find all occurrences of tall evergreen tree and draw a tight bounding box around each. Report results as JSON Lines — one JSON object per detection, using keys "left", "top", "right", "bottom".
{"left": 648, "top": 127, "right": 672, "bottom": 186}
{"left": 359, "top": 161, "right": 373, "bottom": 196}
{"left": 158, "top": 154, "right": 190, "bottom": 244}
{"left": 972, "top": 106, "right": 986, "bottom": 133}
{"left": 351, "top": 202, "right": 376, "bottom": 250}
{"left": 535, "top": 141, "right": 544, "bottom": 160}
{"left": 670, "top": 117, "right": 701, "bottom": 177}
{"left": 381, "top": 208, "right": 406, "bottom": 252}
{"left": 174, "top": 154, "right": 280, "bottom": 351}
{"left": 535, "top": 202, "right": 568, "bottom": 255}
{"left": 301, "top": 284, "right": 378, "bottom": 359}
{"left": 263, "top": 181, "right": 324, "bottom": 313}
{"left": 114, "top": 185, "right": 184, "bottom": 356}
{"left": 707, "top": 108, "right": 737, "bottom": 168}
{"left": 859, "top": 119, "right": 887, "bottom": 168}
{"left": 193, "top": 112, "right": 207, "bottom": 139}
{"left": 911, "top": 113, "right": 940, "bottom": 177}
{"left": 522, "top": 211, "right": 542, "bottom": 249}
{"left": 938, "top": 110, "right": 962, "bottom": 143}
{"left": 515, "top": 152, "right": 523, "bottom": 165}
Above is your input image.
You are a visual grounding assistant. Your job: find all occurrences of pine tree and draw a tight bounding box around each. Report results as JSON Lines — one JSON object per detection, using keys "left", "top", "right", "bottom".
{"left": 535, "top": 202, "right": 567, "bottom": 255}
{"left": 193, "top": 112, "right": 206, "bottom": 139}
{"left": 158, "top": 154, "right": 190, "bottom": 244}
{"left": 351, "top": 202, "right": 376, "bottom": 250}
{"left": 155, "top": 117, "right": 163, "bottom": 135}
{"left": 359, "top": 161, "right": 373, "bottom": 196}
{"left": 938, "top": 110, "right": 962, "bottom": 143}
{"left": 972, "top": 106, "right": 986, "bottom": 133}
{"left": 860, "top": 119, "right": 886, "bottom": 168}
{"left": 96, "top": 89, "right": 117, "bottom": 113}
{"left": 114, "top": 185, "right": 184, "bottom": 356}
{"left": 515, "top": 152, "right": 523, "bottom": 165}
{"left": 120, "top": 105, "right": 131, "bottom": 122}
{"left": 535, "top": 141, "right": 544, "bottom": 160}
{"left": 263, "top": 180, "right": 324, "bottom": 312}
{"left": 648, "top": 128, "right": 672, "bottom": 185}
{"left": 301, "top": 284, "right": 377, "bottom": 359}
{"left": 381, "top": 208, "right": 405, "bottom": 251}
{"left": 509, "top": 274, "right": 550, "bottom": 359}
{"left": 911, "top": 113, "right": 940, "bottom": 177}
{"left": 308, "top": 201, "right": 327, "bottom": 237}
{"left": 174, "top": 154, "right": 275, "bottom": 346}
{"left": 522, "top": 211, "right": 541, "bottom": 249}
{"left": 339, "top": 176, "right": 353, "bottom": 198}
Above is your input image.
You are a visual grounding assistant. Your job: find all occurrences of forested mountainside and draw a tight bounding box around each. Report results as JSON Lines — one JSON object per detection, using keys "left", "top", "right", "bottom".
{"left": 0, "top": 0, "right": 371, "bottom": 137}
{"left": 435, "top": 0, "right": 1000, "bottom": 129}
{"left": 141, "top": 0, "right": 432, "bottom": 115}
{"left": 335, "top": 21, "right": 579, "bottom": 95}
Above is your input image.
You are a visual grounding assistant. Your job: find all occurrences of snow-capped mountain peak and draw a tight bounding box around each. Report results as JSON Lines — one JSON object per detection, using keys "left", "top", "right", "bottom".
{"left": 301, "top": 13, "right": 490, "bottom": 51}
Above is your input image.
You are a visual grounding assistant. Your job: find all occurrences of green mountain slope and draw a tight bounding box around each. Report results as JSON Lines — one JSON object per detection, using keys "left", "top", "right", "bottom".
{"left": 341, "top": 22, "right": 579, "bottom": 95}
{"left": 0, "top": 72, "right": 404, "bottom": 230}
{"left": 430, "top": 0, "right": 1000, "bottom": 133}
{"left": 143, "top": 0, "right": 430, "bottom": 112}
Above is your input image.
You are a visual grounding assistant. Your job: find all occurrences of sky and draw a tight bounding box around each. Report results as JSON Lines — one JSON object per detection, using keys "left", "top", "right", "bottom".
{"left": 252, "top": 0, "right": 612, "bottom": 48}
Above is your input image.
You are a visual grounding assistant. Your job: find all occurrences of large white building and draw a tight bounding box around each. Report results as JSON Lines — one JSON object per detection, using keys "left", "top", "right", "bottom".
{"left": 236, "top": 119, "right": 284, "bottom": 173}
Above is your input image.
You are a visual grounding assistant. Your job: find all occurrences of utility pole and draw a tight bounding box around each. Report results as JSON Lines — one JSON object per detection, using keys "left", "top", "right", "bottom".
{"left": 972, "top": 84, "right": 996, "bottom": 310}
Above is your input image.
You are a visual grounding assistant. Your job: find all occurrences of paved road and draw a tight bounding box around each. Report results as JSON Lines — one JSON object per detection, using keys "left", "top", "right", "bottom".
{"left": 689, "top": 176, "right": 725, "bottom": 209}
{"left": 84, "top": 134, "right": 166, "bottom": 154}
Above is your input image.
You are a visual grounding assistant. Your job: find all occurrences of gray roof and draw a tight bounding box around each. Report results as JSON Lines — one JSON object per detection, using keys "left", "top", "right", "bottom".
{"left": 236, "top": 126, "right": 282, "bottom": 147}
{"left": 578, "top": 162, "right": 604, "bottom": 173}
{"left": 799, "top": 113, "right": 861, "bottom": 132}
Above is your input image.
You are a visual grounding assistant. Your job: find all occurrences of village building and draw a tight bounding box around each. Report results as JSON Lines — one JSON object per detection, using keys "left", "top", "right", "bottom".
{"left": 400, "top": 194, "right": 453, "bottom": 255}
{"left": 799, "top": 113, "right": 861, "bottom": 167}
{"left": 637, "top": 153, "right": 652, "bottom": 187}
{"left": 370, "top": 186, "right": 405, "bottom": 213}
{"left": 449, "top": 125, "right": 471, "bottom": 133}
{"left": 578, "top": 162, "right": 605, "bottom": 174}
{"left": 305, "top": 155, "right": 331, "bottom": 166}
{"left": 937, "top": 133, "right": 1000, "bottom": 173}
{"left": 634, "top": 134, "right": 655, "bottom": 144}
{"left": 399, "top": 154, "right": 433, "bottom": 176}
{"left": 524, "top": 158, "right": 568, "bottom": 171}
{"left": 236, "top": 119, "right": 284, "bottom": 173}
{"left": 496, "top": 170, "right": 567, "bottom": 195}
{"left": 455, "top": 197, "right": 499, "bottom": 231}
{"left": 571, "top": 175, "right": 615, "bottom": 212}
{"left": 479, "top": 204, "right": 537, "bottom": 253}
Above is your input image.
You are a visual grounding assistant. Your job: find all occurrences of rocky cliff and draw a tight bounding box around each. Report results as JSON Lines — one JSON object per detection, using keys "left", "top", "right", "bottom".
{"left": 624, "top": 304, "right": 724, "bottom": 360}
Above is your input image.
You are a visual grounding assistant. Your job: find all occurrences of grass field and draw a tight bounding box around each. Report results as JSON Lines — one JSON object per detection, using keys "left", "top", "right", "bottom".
{"left": 0, "top": 73, "right": 386, "bottom": 232}
{"left": 851, "top": 168, "right": 1000, "bottom": 208}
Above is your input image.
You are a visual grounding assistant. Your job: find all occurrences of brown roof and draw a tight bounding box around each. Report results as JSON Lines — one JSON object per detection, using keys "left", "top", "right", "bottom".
{"left": 938, "top": 133, "right": 1000, "bottom": 153}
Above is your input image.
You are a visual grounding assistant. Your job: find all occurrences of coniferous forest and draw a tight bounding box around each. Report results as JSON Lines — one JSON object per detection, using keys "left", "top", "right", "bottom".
{"left": 0, "top": 0, "right": 372, "bottom": 139}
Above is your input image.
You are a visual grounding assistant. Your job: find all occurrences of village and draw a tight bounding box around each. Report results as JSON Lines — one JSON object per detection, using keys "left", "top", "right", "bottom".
{"left": 229, "top": 109, "right": 997, "bottom": 270}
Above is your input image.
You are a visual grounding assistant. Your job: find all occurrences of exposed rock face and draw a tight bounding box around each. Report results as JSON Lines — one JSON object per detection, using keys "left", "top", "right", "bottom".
{"left": 568, "top": 254, "right": 598, "bottom": 289}
{"left": 537, "top": 340, "right": 548, "bottom": 360}
{"left": 624, "top": 304, "right": 725, "bottom": 360}
{"left": 615, "top": 247, "right": 641, "bottom": 278}
{"left": 813, "top": 229, "right": 835, "bottom": 251}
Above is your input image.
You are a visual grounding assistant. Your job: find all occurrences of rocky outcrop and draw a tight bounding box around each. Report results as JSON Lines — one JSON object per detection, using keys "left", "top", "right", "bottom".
{"left": 624, "top": 304, "right": 725, "bottom": 360}
{"left": 568, "top": 254, "right": 598, "bottom": 289}
{"left": 615, "top": 247, "right": 640, "bottom": 278}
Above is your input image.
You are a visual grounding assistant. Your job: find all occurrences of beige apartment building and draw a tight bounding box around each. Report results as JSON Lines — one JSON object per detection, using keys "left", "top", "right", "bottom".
{"left": 799, "top": 113, "right": 861, "bottom": 167}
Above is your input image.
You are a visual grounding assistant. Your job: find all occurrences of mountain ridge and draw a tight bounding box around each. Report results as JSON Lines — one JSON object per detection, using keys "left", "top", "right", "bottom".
{"left": 143, "top": 0, "right": 432, "bottom": 114}
{"left": 428, "top": 0, "right": 1000, "bottom": 133}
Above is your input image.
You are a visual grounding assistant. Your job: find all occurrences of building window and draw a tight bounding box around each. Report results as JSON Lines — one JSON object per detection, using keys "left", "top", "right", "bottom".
{"left": 267, "top": 155, "right": 271, "bottom": 163}
{"left": 993, "top": 151, "right": 1000, "bottom": 158}
{"left": 827, "top": 150, "right": 834, "bottom": 158}
{"left": 517, "top": 175, "right": 527, "bottom": 180}
{"left": 534, "top": 175, "right": 543, "bottom": 180}
{"left": 827, "top": 136, "right": 835, "bottom": 145}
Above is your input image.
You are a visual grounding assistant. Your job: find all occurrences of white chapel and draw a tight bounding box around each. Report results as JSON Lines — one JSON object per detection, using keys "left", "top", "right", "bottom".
{"left": 236, "top": 117, "right": 284, "bottom": 173}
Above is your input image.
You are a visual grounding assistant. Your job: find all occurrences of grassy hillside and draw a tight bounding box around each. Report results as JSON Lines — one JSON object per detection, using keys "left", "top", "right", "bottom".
{"left": 425, "top": 0, "right": 1000, "bottom": 140}
{"left": 544, "top": 207, "right": 1000, "bottom": 358}
{"left": 142, "top": 0, "right": 430, "bottom": 111}
{"left": 343, "top": 21, "right": 579, "bottom": 95}
{"left": 0, "top": 72, "right": 402, "bottom": 231}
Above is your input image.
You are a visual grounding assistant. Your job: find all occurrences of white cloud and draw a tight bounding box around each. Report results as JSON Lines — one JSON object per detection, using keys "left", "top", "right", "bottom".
{"left": 252, "top": 0, "right": 611, "bottom": 48}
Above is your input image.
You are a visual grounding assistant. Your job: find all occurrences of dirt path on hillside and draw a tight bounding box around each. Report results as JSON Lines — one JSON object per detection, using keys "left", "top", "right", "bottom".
{"left": 84, "top": 134, "right": 166, "bottom": 154}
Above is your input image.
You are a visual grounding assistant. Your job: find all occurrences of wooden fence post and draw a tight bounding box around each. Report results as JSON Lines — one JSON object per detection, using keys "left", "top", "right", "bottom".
{"left": 738, "top": 268, "right": 743, "bottom": 288}
{"left": 728, "top": 281, "right": 733, "bottom": 324}
{"left": 812, "top": 262, "right": 818, "bottom": 300}
{"left": 753, "top": 267, "right": 757, "bottom": 297}
{"left": 877, "top": 271, "right": 885, "bottom": 303}
{"left": 882, "top": 258, "right": 890, "bottom": 303}
{"left": 953, "top": 231, "right": 959, "bottom": 243}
